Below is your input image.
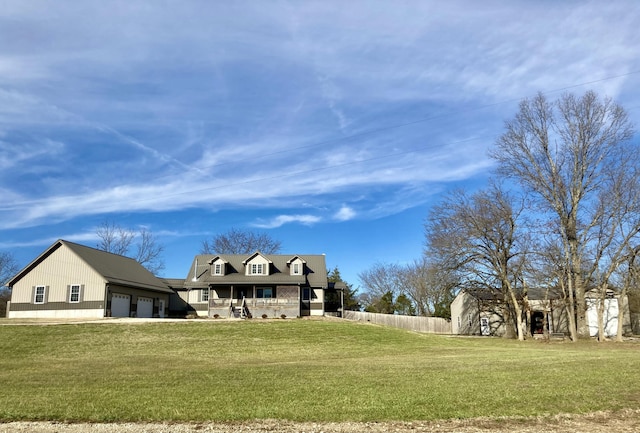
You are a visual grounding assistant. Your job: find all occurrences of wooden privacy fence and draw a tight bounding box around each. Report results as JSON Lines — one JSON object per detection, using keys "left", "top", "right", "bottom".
{"left": 343, "top": 310, "right": 452, "bottom": 334}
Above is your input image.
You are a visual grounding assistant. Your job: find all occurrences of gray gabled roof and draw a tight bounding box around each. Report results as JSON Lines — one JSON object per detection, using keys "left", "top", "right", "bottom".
{"left": 9, "top": 239, "right": 173, "bottom": 294}
{"left": 160, "top": 278, "right": 187, "bottom": 290}
{"left": 183, "top": 252, "right": 328, "bottom": 289}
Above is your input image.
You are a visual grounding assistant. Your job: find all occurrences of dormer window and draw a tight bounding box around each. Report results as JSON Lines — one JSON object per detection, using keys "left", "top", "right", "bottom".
{"left": 243, "top": 252, "right": 271, "bottom": 276}
{"left": 250, "top": 263, "right": 265, "bottom": 275}
{"left": 287, "top": 256, "right": 306, "bottom": 276}
{"left": 209, "top": 256, "right": 227, "bottom": 276}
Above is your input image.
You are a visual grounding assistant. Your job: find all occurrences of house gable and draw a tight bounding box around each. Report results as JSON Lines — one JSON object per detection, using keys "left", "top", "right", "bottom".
{"left": 242, "top": 252, "right": 272, "bottom": 276}
{"left": 286, "top": 256, "right": 306, "bottom": 276}
{"left": 208, "top": 256, "right": 228, "bottom": 276}
{"left": 9, "top": 241, "right": 106, "bottom": 301}
{"left": 7, "top": 241, "right": 108, "bottom": 318}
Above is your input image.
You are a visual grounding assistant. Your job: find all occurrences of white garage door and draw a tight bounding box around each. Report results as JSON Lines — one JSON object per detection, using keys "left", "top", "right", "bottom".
{"left": 137, "top": 297, "right": 154, "bottom": 318}
{"left": 111, "top": 293, "right": 131, "bottom": 317}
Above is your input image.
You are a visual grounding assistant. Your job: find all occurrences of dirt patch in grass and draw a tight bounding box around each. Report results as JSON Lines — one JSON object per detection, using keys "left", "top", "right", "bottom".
{"left": 2, "top": 410, "right": 640, "bottom": 433}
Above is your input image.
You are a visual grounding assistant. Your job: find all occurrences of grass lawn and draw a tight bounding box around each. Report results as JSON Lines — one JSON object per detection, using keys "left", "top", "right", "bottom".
{"left": 0, "top": 318, "right": 639, "bottom": 423}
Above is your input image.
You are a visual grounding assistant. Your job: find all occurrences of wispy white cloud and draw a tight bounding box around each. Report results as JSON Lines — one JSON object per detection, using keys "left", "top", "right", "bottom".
{"left": 0, "top": 1, "right": 638, "bottom": 233}
{"left": 0, "top": 232, "right": 98, "bottom": 250}
{"left": 335, "top": 206, "right": 356, "bottom": 222}
{"left": 0, "top": 137, "right": 65, "bottom": 170}
{"left": 0, "top": 226, "right": 185, "bottom": 251}
{"left": 252, "top": 214, "right": 322, "bottom": 229}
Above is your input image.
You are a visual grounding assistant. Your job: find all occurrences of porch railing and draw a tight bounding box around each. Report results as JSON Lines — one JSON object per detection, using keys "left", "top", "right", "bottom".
{"left": 210, "top": 297, "right": 299, "bottom": 308}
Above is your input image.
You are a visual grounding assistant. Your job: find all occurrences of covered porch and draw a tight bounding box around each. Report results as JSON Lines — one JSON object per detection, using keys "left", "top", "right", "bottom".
{"left": 208, "top": 284, "right": 302, "bottom": 318}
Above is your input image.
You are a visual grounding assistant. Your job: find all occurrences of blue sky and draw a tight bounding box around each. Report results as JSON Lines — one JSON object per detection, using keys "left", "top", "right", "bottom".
{"left": 2, "top": 1, "right": 640, "bottom": 289}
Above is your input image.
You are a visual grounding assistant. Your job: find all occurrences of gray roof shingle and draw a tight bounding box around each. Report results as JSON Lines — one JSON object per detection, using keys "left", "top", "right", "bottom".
{"left": 183, "top": 253, "right": 328, "bottom": 289}
{"left": 9, "top": 239, "right": 173, "bottom": 294}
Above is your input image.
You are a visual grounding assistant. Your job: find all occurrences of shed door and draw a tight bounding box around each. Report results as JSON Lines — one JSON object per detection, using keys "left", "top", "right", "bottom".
{"left": 480, "top": 317, "right": 490, "bottom": 336}
{"left": 587, "top": 297, "right": 619, "bottom": 337}
{"left": 111, "top": 293, "right": 131, "bottom": 317}
{"left": 137, "top": 297, "right": 154, "bottom": 318}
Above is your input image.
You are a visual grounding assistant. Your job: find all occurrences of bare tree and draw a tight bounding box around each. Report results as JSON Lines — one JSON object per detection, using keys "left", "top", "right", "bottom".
{"left": 398, "top": 257, "right": 460, "bottom": 318}
{"left": 96, "top": 221, "right": 134, "bottom": 256}
{"left": 358, "top": 256, "right": 460, "bottom": 319}
{"left": 96, "top": 221, "right": 165, "bottom": 274}
{"left": 0, "top": 251, "right": 20, "bottom": 317}
{"left": 133, "top": 228, "right": 165, "bottom": 275}
{"left": 582, "top": 154, "right": 640, "bottom": 341}
{"left": 491, "top": 90, "right": 635, "bottom": 339}
{"left": 0, "top": 251, "right": 19, "bottom": 286}
{"left": 621, "top": 246, "right": 640, "bottom": 341}
{"left": 358, "top": 262, "right": 402, "bottom": 311}
{"left": 532, "top": 238, "right": 571, "bottom": 339}
{"left": 201, "top": 228, "right": 281, "bottom": 254}
{"left": 425, "top": 184, "right": 530, "bottom": 340}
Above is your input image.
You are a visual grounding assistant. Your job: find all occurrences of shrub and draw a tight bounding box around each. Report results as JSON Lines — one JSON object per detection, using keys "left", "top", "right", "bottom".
{"left": 280, "top": 314, "right": 287, "bottom": 319}
{"left": 262, "top": 314, "right": 268, "bottom": 319}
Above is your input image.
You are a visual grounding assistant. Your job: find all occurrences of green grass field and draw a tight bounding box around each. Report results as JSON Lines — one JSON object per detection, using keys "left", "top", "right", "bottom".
{"left": 0, "top": 318, "right": 638, "bottom": 423}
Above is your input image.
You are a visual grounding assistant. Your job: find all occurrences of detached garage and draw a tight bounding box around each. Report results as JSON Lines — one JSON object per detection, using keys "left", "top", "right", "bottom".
{"left": 7, "top": 240, "right": 174, "bottom": 319}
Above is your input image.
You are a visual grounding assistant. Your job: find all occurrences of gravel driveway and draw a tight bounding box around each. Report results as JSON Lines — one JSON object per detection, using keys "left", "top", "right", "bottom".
{"left": 2, "top": 411, "right": 640, "bottom": 433}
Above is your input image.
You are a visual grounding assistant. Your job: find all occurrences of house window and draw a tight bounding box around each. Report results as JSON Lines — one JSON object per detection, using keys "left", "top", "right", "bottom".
{"left": 293, "top": 263, "right": 300, "bottom": 274}
{"left": 214, "top": 263, "right": 222, "bottom": 275}
{"left": 302, "top": 288, "right": 310, "bottom": 301}
{"left": 34, "top": 286, "right": 46, "bottom": 304}
{"left": 201, "top": 288, "right": 209, "bottom": 302}
{"left": 251, "top": 263, "right": 264, "bottom": 275}
{"left": 69, "top": 285, "right": 81, "bottom": 303}
{"left": 256, "top": 287, "right": 273, "bottom": 299}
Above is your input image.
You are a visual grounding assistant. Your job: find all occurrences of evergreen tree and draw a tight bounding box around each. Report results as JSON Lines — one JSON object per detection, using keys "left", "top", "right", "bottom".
{"left": 327, "top": 266, "right": 361, "bottom": 311}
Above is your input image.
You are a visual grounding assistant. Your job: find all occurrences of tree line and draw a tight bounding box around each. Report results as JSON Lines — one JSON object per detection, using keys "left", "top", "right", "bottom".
{"left": 359, "top": 91, "right": 640, "bottom": 341}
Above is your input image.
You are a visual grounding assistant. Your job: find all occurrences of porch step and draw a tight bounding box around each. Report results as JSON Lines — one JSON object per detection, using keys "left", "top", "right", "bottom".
{"left": 230, "top": 307, "right": 248, "bottom": 319}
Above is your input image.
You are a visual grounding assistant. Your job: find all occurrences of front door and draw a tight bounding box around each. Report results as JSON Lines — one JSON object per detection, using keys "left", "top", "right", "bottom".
{"left": 531, "top": 311, "right": 545, "bottom": 334}
{"left": 159, "top": 300, "right": 165, "bottom": 318}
